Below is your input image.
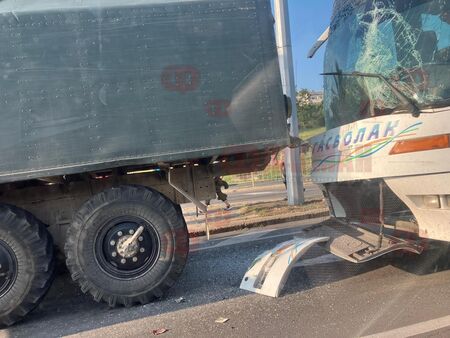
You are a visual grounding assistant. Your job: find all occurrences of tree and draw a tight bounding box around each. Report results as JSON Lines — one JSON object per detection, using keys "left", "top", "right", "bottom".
{"left": 296, "top": 89, "right": 325, "bottom": 130}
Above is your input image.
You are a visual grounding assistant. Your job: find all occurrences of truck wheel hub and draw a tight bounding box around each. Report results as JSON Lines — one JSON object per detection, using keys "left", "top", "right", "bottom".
{"left": 0, "top": 240, "right": 17, "bottom": 297}
{"left": 96, "top": 219, "right": 160, "bottom": 279}
{"left": 116, "top": 235, "right": 140, "bottom": 258}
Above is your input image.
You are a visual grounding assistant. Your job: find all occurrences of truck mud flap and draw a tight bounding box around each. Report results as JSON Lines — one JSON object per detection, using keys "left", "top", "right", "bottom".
{"left": 240, "top": 219, "right": 423, "bottom": 297}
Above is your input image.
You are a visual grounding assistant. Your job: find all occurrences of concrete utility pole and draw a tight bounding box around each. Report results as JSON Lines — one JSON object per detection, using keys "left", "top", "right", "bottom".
{"left": 274, "top": 0, "right": 305, "bottom": 205}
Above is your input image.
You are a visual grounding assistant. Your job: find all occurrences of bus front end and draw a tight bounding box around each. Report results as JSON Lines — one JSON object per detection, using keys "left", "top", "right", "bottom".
{"left": 311, "top": 0, "right": 450, "bottom": 242}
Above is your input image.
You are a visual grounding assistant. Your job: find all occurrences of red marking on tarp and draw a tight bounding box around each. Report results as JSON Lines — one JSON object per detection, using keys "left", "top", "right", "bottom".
{"left": 161, "top": 65, "right": 200, "bottom": 93}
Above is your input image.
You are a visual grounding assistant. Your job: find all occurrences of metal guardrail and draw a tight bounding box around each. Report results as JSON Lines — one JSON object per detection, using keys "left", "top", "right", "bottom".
{"left": 225, "top": 151, "right": 313, "bottom": 186}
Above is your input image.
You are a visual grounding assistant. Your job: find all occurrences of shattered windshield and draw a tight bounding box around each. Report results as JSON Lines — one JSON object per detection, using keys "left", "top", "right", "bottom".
{"left": 324, "top": 0, "right": 450, "bottom": 129}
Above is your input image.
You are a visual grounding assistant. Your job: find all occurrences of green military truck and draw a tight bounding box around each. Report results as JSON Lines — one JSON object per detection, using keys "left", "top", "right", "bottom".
{"left": 0, "top": 0, "right": 290, "bottom": 326}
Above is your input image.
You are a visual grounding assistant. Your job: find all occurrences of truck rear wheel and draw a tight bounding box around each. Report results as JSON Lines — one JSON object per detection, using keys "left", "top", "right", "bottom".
{"left": 65, "top": 185, "right": 189, "bottom": 307}
{"left": 0, "top": 205, "right": 55, "bottom": 327}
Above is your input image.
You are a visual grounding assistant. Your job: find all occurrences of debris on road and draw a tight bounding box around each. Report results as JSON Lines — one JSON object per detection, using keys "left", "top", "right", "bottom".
{"left": 215, "top": 317, "right": 229, "bottom": 324}
{"left": 152, "top": 328, "right": 169, "bottom": 335}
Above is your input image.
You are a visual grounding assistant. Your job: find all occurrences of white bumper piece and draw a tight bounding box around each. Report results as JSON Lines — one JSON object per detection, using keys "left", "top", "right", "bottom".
{"left": 240, "top": 236, "right": 329, "bottom": 297}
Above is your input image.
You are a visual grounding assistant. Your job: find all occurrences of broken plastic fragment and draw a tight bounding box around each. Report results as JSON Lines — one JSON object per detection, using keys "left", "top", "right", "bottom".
{"left": 215, "top": 317, "right": 229, "bottom": 324}
{"left": 152, "top": 328, "right": 168, "bottom": 335}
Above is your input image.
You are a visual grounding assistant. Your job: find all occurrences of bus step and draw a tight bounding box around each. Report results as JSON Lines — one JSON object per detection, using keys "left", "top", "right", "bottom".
{"left": 304, "top": 220, "right": 423, "bottom": 263}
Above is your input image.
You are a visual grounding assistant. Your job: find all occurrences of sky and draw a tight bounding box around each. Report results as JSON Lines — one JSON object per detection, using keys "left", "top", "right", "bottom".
{"left": 287, "top": 0, "right": 334, "bottom": 91}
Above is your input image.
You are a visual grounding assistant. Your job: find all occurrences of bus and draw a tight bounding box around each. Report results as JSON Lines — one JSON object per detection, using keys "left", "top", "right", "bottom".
{"left": 240, "top": 0, "right": 450, "bottom": 299}
{"left": 311, "top": 0, "right": 450, "bottom": 245}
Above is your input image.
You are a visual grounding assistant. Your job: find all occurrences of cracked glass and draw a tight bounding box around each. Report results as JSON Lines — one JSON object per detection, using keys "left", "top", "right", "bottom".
{"left": 324, "top": 0, "right": 450, "bottom": 129}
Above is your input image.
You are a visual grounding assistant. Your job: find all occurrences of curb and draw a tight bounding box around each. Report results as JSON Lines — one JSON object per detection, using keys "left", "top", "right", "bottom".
{"left": 188, "top": 209, "right": 330, "bottom": 238}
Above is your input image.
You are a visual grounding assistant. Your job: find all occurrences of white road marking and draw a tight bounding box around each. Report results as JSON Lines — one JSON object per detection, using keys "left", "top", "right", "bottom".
{"left": 191, "top": 231, "right": 293, "bottom": 252}
{"left": 240, "top": 191, "right": 281, "bottom": 196}
{"left": 205, "top": 230, "right": 269, "bottom": 249}
{"left": 190, "top": 227, "right": 309, "bottom": 252}
{"left": 190, "top": 218, "right": 330, "bottom": 253}
{"left": 361, "top": 314, "right": 450, "bottom": 338}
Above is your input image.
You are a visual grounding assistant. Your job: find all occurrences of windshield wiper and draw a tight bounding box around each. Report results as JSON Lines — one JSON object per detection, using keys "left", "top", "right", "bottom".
{"left": 322, "top": 71, "right": 421, "bottom": 117}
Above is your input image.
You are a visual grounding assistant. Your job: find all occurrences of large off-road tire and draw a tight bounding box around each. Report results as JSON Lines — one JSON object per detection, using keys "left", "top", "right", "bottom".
{"left": 0, "top": 205, "right": 55, "bottom": 327}
{"left": 65, "top": 185, "right": 189, "bottom": 307}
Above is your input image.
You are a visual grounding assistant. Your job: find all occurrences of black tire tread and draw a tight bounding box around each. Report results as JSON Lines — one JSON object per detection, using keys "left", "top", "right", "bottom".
{"left": 0, "top": 205, "right": 55, "bottom": 328}
{"left": 64, "top": 185, "right": 189, "bottom": 307}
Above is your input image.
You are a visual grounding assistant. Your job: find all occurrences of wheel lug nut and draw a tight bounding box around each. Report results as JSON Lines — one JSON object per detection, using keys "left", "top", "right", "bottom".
{"left": 110, "top": 240, "right": 116, "bottom": 246}
{"left": 120, "top": 258, "right": 126, "bottom": 264}
{"left": 117, "top": 231, "right": 123, "bottom": 237}
{"left": 140, "top": 248, "right": 145, "bottom": 253}
{"left": 132, "top": 257, "right": 138, "bottom": 262}
{"left": 112, "top": 252, "right": 117, "bottom": 257}
{"left": 129, "top": 229, "right": 134, "bottom": 235}
{"left": 138, "top": 236, "right": 143, "bottom": 242}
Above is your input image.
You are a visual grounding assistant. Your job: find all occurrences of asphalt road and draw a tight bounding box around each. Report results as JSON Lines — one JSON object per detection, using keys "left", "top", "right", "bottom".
{"left": 3, "top": 217, "right": 450, "bottom": 338}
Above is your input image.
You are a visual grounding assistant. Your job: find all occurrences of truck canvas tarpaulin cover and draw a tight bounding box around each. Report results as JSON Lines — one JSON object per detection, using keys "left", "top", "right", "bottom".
{"left": 0, "top": 0, "right": 288, "bottom": 183}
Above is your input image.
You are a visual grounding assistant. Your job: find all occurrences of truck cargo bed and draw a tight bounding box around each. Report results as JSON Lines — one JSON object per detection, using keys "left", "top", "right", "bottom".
{"left": 0, "top": 0, "right": 288, "bottom": 183}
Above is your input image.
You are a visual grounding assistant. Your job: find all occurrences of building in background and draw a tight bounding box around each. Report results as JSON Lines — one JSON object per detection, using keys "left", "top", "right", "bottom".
{"left": 296, "top": 90, "right": 323, "bottom": 106}
{"left": 309, "top": 91, "right": 323, "bottom": 104}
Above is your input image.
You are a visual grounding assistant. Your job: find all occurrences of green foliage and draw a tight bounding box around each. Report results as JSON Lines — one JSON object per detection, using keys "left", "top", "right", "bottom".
{"left": 300, "top": 126, "right": 326, "bottom": 140}
{"left": 296, "top": 89, "right": 325, "bottom": 130}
